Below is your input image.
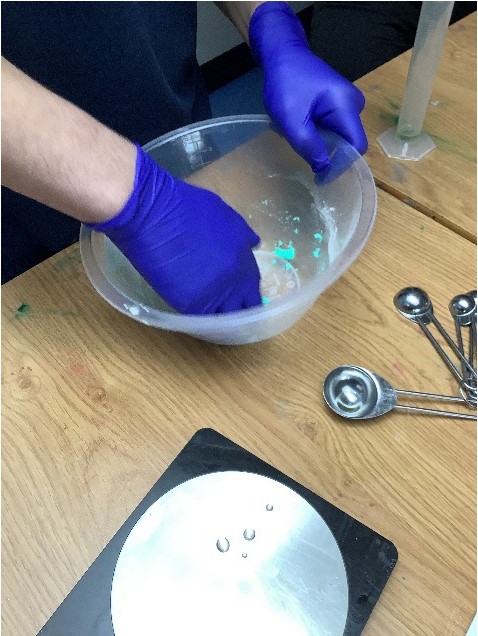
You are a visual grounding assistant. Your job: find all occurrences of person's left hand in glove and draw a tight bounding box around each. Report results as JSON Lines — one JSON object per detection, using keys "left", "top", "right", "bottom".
{"left": 218, "top": 1, "right": 368, "bottom": 174}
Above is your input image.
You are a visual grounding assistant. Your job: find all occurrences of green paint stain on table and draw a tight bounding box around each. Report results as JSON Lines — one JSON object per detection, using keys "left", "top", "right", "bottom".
{"left": 429, "top": 132, "right": 477, "bottom": 163}
{"left": 379, "top": 110, "right": 400, "bottom": 127}
{"left": 53, "top": 247, "right": 82, "bottom": 271}
{"left": 47, "top": 308, "right": 80, "bottom": 318}
{"left": 385, "top": 97, "right": 400, "bottom": 111}
{"left": 13, "top": 303, "right": 80, "bottom": 320}
{"left": 15, "top": 303, "right": 31, "bottom": 318}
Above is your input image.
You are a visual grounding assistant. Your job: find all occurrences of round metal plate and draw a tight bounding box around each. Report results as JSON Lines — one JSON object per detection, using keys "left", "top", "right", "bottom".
{"left": 111, "top": 471, "right": 348, "bottom": 635}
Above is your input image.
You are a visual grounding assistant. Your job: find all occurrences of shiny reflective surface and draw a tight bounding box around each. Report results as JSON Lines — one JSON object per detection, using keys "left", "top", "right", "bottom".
{"left": 111, "top": 471, "right": 349, "bottom": 636}
{"left": 323, "top": 365, "right": 396, "bottom": 419}
{"left": 393, "top": 287, "right": 433, "bottom": 324}
{"left": 449, "top": 293, "right": 476, "bottom": 325}
{"left": 323, "top": 365, "right": 476, "bottom": 420}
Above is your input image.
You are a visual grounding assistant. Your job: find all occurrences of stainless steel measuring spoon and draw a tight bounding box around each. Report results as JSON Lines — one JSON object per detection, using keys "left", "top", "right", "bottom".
{"left": 394, "top": 287, "right": 477, "bottom": 391}
{"left": 467, "top": 289, "right": 477, "bottom": 386}
{"left": 323, "top": 365, "right": 476, "bottom": 421}
{"left": 449, "top": 292, "right": 477, "bottom": 402}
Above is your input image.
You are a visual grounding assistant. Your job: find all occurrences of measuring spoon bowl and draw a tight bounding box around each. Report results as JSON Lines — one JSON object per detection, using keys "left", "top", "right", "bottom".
{"left": 323, "top": 365, "right": 396, "bottom": 419}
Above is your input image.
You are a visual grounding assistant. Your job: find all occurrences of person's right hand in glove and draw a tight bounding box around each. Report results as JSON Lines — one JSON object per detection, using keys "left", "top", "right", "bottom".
{"left": 2, "top": 58, "right": 262, "bottom": 315}
{"left": 89, "top": 144, "right": 262, "bottom": 315}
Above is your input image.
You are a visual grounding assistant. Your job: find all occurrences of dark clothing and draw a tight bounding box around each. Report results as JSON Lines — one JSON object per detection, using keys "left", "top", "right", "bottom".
{"left": 2, "top": 1, "right": 211, "bottom": 282}
{"left": 310, "top": 1, "right": 476, "bottom": 82}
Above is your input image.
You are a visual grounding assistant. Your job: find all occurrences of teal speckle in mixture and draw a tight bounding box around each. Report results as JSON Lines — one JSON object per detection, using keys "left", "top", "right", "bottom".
{"left": 262, "top": 296, "right": 271, "bottom": 305}
{"left": 314, "top": 232, "right": 323, "bottom": 241}
{"left": 313, "top": 248, "right": 321, "bottom": 258}
{"left": 285, "top": 262, "right": 293, "bottom": 271}
{"left": 292, "top": 216, "right": 300, "bottom": 222}
{"left": 293, "top": 228, "right": 299, "bottom": 234}
{"left": 275, "top": 245, "right": 295, "bottom": 260}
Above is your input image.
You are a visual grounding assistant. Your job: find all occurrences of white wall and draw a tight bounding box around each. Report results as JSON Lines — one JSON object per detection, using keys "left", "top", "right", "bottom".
{"left": 197, "top": 1, "right": 313, "bottom": 65}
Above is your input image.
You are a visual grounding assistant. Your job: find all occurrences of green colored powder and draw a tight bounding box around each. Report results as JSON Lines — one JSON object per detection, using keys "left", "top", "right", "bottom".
{"left": 314, "top": 232, "right": 323, "bottom": 241}
{"left": 262, "top": 296, "right": 271, "bottom": 305}
{"left": 313, "top": 248, "right": 321, "bottom": 258}
{"left": 275, "top": 246, "right": 295, "bottom": 260}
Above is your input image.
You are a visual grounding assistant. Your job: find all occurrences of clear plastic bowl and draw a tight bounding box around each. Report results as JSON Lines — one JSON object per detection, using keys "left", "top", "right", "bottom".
{"left": 80, "top": 115, "right": 376, "bottom": 345}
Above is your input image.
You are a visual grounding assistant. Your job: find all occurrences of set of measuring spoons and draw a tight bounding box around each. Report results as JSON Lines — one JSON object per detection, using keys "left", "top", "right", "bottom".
{"left": 323, "top": 287, "right": 477, "bottom": 421}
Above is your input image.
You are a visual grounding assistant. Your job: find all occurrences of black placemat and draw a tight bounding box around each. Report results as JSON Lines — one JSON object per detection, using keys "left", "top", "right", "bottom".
{"left": 38, "top": 428, "right": 398, "bottom": 635}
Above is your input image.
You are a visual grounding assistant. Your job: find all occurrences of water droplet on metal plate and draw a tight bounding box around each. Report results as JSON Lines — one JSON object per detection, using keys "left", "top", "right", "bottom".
{"left": 216, "top": 538, "right": 230, "bottom": 553}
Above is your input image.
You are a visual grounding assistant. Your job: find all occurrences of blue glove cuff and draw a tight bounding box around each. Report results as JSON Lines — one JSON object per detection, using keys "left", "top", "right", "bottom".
{"left": 86, "top": 143, "right": 168, "bottom": 242}
{"left": 249, "top": 1, "right": 308, "bottom": 65}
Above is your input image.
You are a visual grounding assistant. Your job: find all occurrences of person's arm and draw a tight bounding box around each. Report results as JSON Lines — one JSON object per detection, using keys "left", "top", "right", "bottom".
{"left": 214, "top": 1, "right": 368, "bottom": 173}
{"left": 1, "top": 57, "right": 136, "bottom": 223}
{"left": 1, "top": 57, "right": 261, "bottom": 314}
{"left": 214, "top": 1, "right": 263, "bottom": 42}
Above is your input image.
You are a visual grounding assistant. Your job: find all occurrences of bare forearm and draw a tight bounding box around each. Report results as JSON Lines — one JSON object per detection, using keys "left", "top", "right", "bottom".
{"left": 214, "top": 1, "right": 264, "bottom": 42}
{"left": 1, "top": 57, "right": 136, "bottom": 223}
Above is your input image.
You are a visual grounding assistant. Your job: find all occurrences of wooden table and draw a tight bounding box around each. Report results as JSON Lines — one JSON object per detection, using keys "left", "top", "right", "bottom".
{"left": 2, "top": 186, "right": 476, "bottom": 635}
{"left": 356, "top": 12, "right": 477, "bottom": 243}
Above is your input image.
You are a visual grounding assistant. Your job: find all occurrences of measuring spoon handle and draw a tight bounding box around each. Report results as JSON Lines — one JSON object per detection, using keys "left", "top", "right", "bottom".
{"left": 395, "top": 389, "right": 467, "bottom": 403}
{"left": 394, "top": 404, "right": 476, "bottom": 420}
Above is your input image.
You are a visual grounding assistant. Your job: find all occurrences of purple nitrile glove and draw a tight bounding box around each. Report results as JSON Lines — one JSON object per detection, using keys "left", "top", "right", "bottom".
{"left": 89, "top": 144, "right": 261, "bottom": 315}
{"left": 249, "top": 1, "right": 368, "bottom": 173}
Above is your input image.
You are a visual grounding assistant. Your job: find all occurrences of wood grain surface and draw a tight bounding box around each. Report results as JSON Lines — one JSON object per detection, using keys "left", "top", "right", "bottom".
{"left": 356, "top": 13, "right": 477, "bottom": 242}
{"left": 2, "top": 188, "right": 476, "bottom": 636}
